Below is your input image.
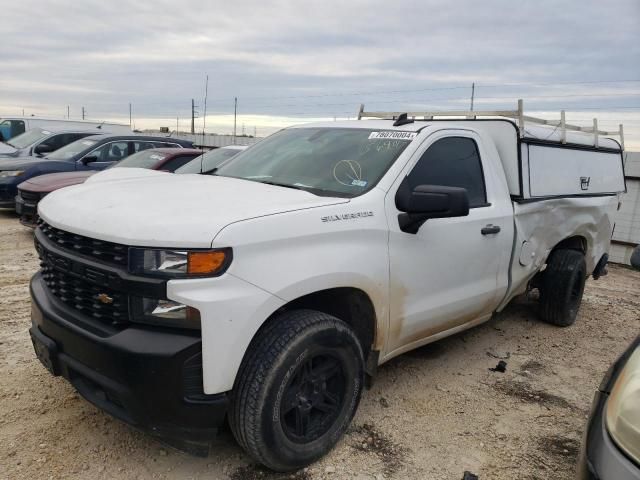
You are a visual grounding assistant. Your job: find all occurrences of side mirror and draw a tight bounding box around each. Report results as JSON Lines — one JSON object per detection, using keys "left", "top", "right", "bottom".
{"left": 34, "top": 144, "right": 54, "bottom": 155}
{"left": 81, "top": 155, "right": 98, "bottom": 165}
{"left": 395, "top": 182, "right": 469, "bottom": 234}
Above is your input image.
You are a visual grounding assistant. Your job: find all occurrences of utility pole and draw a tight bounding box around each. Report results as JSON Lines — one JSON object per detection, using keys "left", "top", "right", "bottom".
{"left": 176, "top": 116, "right": 179, "bottom": 134}
{"left": 191, "top": 99, "right": 196, "bottom": 134}
{"left": 202, "top": 74, "right": 209, "bottom": 136}
{"left": 470, "top": 82, "right": 475, "bottom": 111}
{"left": 67, "top": 105, "right": 70, "bottom": 119}
{"left": 82, "top": 107, "right": 86, "bottom": 120}
{"left": 129, "top": 103, "right": 132, "bottom": 127}
{"left": 233, "top": 97, "right": 237, "bottom": 144}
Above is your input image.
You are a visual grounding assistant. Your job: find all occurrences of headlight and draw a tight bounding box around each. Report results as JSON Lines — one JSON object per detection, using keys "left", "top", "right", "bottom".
{"left": 606, "top": 346, "right": 640, "bottom": 464}
{"left": 129, "top": 248, "right": 232, "bottom": 278}
{"left": 0, "top": 170, "right": 24, "bottom": 178}
{"left": 130, "top": 297, "right": 201, "bottom": 329}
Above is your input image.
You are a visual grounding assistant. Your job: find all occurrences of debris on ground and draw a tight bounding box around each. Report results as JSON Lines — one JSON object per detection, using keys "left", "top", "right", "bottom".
{"left": 489, "top": 360, "right": 508, "bottom": 373}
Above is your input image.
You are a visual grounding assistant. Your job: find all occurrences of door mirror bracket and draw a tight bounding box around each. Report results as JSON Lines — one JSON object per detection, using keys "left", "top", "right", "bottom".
{"left": 395, "top": 180, "right": 470, "bottom": 234}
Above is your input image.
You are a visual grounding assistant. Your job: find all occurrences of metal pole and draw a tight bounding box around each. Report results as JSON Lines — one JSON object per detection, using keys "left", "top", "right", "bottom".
{"left": 67, "top": 105, "right": 70, "bottom": 119}
{"left": 233, "top": 97, "right": 237, "bottom": 144}
{"left": 82, "top": 107, "right": 85, "bottom": 120}
{"left": 517, "top": 99, "right": 524, "bottom": 137}
{"left": 470, "top": 82, "right": 475, "bottom": 111}
{"left": 129, "top": 103, "right": 132, "bottom": 127}
{"left": 191, "top": 99, "right": 195, "bottom": 134}
{"left": 560, "top": 110, "right": 566, "bottom": 144}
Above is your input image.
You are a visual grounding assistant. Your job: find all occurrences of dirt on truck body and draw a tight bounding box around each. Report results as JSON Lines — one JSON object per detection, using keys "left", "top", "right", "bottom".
{"left": 1, "top": 209, "right": 639, "bottom": 479}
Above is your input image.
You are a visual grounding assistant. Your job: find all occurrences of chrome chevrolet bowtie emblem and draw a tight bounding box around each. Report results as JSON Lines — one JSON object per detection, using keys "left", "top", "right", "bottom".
{"left": 96, "top": 293, "right": 114, "bottom": 305}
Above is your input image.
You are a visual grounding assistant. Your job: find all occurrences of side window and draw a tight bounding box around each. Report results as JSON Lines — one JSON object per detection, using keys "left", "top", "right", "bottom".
{"left": 134, "top": 141, "right": 155, "bottom": 152}
{"left": 160, "top": 155, "right": 199, "bottom": 172}
{"left": 40, "top": 134, "right": 68, "bottom": 151}
{"left": 11, "top": 120, "right": 26, "bottom": 137}
{"left": 408, "top": 137, "right": 487, "bottom": 208}
{"left": 88, "top": 141, "right": 129, "bottom": 161}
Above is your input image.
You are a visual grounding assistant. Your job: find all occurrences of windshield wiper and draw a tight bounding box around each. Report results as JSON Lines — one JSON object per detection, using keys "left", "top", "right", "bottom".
{"left": 257, "top": 180, "right": 307, "bottom": 191}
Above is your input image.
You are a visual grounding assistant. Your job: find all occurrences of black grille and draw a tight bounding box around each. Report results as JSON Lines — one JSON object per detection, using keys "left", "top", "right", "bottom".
{"left": 19, "top": 189, "right": 42, "bottom": 203}
{"left": 41, "top": 263, "right": 129, "bottom": 326}
{"left": 38, "top": 220, "right": 129, "bottom": 267}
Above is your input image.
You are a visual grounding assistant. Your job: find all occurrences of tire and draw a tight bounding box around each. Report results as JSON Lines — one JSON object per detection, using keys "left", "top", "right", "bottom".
{"left": 631, "top": 245, "right": 640, "bottom": 270}
{"left": 228, "top": 309, "right": 365, "bottom": 472}
{"left": 539, "top": 249, "right": 587, "bottom": 327}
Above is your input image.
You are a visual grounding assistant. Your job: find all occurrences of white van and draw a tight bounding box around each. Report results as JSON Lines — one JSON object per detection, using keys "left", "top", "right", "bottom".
{"left": 0, "top": 117, "right": 130, "bottom": 142}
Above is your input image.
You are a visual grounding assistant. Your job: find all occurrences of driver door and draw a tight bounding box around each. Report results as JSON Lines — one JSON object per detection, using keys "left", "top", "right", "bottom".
{"left": 385, "top": 130, "right": 513, "bottom": 355}
{"left": 77, "top": 141, "right": 130, "bottom": 170}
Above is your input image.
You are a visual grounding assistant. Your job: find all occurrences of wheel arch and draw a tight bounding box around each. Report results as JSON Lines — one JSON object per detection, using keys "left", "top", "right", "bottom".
{"left": 550, "top": 235, "right": 588, "bottom": 254}
{"left": 241, "top": 287, "right": 381, "bottom": 382}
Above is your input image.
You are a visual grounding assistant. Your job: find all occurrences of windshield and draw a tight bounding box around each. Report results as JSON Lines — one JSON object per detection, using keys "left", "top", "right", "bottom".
{"left": 216, "top": 128, "right": 414, "bottom": 197}
{"left": 47, "top": 138, "right": 98, "bottom": 160}
{"left": 5, "top": 128, "right": 49, "bottom": 149}
{"left": 113, "top": 150, "right": 167, "bottom": 169}
{"left": 176, "top": 148, "right": 242, "bottom": 174}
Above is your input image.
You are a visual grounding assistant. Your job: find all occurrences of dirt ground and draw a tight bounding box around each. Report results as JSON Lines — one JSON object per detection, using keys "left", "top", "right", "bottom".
{"left": 1, "top": 209, "right": 638, "bottom": 480}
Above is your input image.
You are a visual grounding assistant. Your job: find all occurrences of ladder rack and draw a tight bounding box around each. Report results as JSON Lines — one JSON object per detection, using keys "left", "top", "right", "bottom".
{"left": 357, "top": 99, "right": 625, "bottom": 150}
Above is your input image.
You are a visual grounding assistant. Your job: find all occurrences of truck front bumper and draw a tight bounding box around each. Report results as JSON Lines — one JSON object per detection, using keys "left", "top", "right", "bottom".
{"left": 15, "top": 191, "right": 39, "bottom": 227}
{"left": 0, "top": 180, "right": 18, "bottom": 208}
{"left": 29, "top": 273, "right": 229, "bottom": 455}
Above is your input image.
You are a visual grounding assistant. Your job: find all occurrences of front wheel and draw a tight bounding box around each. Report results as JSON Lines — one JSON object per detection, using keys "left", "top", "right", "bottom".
{"left": 539, "top": 249, "right": 587, "bottom": 327}
{"left": 229, "top": 309, "right": 364, "bottom": 472}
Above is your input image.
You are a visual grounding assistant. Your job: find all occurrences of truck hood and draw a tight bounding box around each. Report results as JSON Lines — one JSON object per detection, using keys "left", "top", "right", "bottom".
{"left": 0, "top": 156, "right": 51, "bottom": 170}
{"left": 0, "top": 142, "right": 17, "bottom": 155}
{"left": 18, "top": 170, "right": 95, "bottom": 193}
{"left": 38, "top": 172, "right": 349, "bottom": 248}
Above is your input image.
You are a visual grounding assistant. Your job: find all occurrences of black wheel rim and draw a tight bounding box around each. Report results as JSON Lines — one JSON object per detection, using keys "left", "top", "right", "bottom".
{"left": 280, "top": 353, "right": 346, "bottom": 443}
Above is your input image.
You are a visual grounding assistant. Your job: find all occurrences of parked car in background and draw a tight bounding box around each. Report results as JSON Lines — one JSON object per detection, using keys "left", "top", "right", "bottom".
{"left": 0, "top": 127, "right": 102, "bottom": 158}
{"left": 0, "top": 135, "right": 192, "bottom": 209}
{"left": 16, "top": 148, "right": 203, "bottom": 226}
{"left": 578, "top": 336, "right": 640, "bottom": 479}
{"left": 0, "top": 117, "right": 130, "bottom": 142}
{"left": 175, "top": 145, "right": 247, "bottom": 174}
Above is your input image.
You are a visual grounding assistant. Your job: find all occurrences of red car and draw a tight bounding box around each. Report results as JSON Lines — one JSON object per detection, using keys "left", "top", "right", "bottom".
{"left": 16, "top": 148, "right": 203, "bottom": 227}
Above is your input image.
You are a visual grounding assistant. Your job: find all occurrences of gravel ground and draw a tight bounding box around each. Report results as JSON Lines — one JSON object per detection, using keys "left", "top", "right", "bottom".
{"left": 1, "top": 208, "right": 639, "bottom": 480}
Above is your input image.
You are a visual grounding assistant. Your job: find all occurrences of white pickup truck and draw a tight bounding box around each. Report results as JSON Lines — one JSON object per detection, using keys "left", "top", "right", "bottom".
{"left": 29, "top": 105, "right": 626, "bottom": 471}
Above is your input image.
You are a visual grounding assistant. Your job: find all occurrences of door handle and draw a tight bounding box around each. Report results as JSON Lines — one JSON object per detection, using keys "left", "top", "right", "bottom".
{"left": 481, "top": 224, "right": 501, "bottom": 235}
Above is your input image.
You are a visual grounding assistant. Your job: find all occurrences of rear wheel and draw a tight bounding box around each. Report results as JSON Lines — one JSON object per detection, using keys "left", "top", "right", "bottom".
{"left": 539, "top": 249, "right": 587, "bottom": 327}
{"left": 229, "top": 309, "right": 364, "bottom": 472}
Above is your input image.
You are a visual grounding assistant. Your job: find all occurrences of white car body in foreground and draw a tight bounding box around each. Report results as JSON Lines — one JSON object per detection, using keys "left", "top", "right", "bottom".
{"left": 32, "top": 118, "right": 626, "bottom": 470}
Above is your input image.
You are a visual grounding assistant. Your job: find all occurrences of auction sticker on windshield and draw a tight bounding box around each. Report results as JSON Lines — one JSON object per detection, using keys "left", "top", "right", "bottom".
{"left": 368, "top": 131, "right": 417, "bottom": 140}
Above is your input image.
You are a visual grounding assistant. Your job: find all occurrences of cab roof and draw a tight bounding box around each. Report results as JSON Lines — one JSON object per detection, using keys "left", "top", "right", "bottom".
{"left": 290, "top": 119, "right": 426, "bottom": 132}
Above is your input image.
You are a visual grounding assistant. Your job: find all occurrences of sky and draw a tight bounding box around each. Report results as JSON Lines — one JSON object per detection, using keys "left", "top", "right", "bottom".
{"left": 1, "top": 0, "right": 639, "bottom": 148}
